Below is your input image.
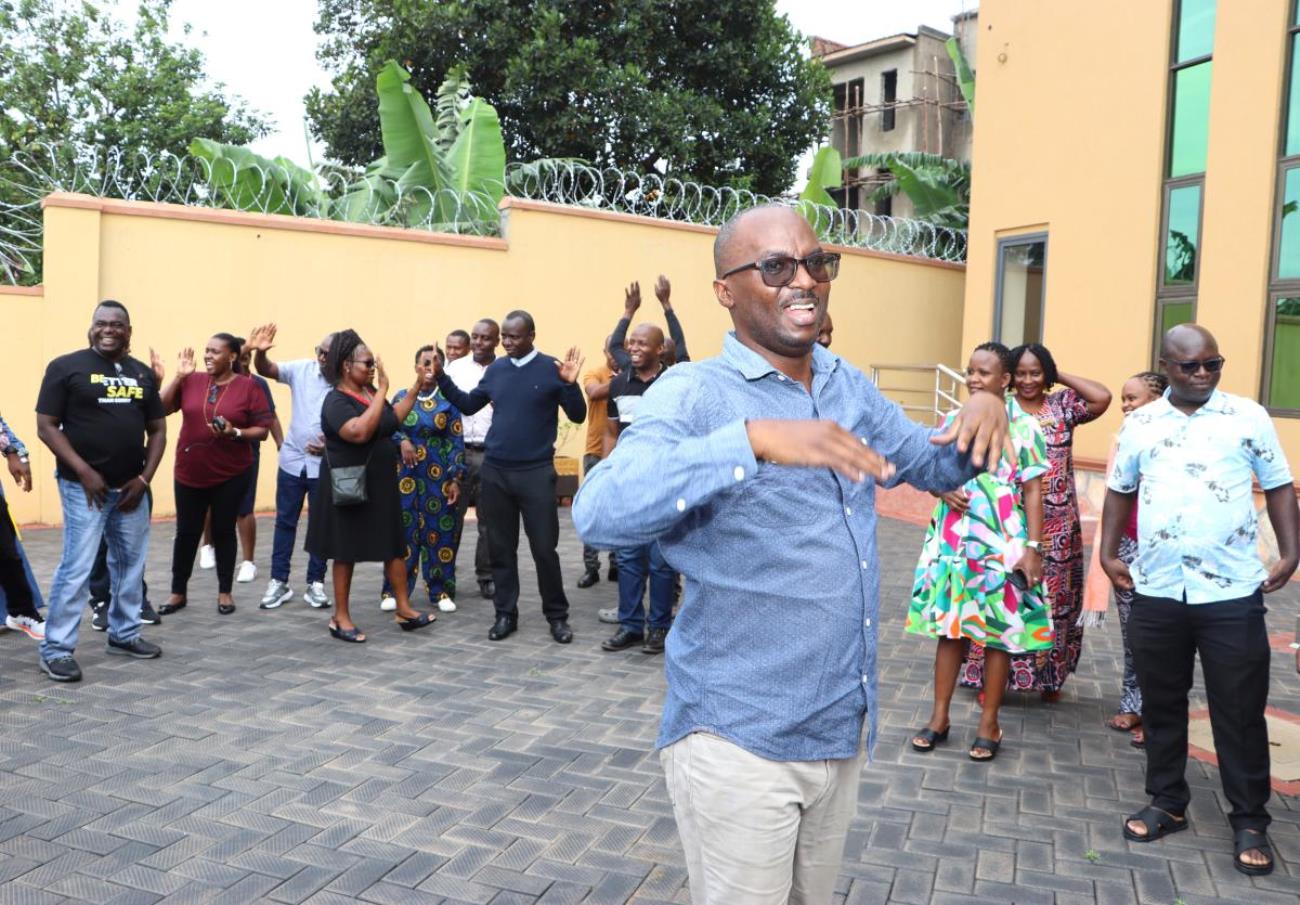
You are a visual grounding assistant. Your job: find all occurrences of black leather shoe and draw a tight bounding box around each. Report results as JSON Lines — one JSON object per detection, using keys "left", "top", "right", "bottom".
{"left": 479, "top": 579, "right": 495, "bottom": 600}
{"left": 550, "top": 620, "right": 574, "bottom": 644}
{"left": 576, "top": 569, "right": 599, "bottom": 589}
{"left": 607, "top": 564, "right": 619, "bottom": 582}
{"left": 601, "top": 627, "right": 643, "bottom": 651}
{"left": 643, "top": 627, "right": 668, "bottom": 654}
{"left": 487, "top": 614, "right": 516, "bottom": 641}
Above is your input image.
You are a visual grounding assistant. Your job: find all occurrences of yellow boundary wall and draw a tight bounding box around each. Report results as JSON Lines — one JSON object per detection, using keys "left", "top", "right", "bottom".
{"left": 0, "top": 193, "right": 965, "bottom": 525}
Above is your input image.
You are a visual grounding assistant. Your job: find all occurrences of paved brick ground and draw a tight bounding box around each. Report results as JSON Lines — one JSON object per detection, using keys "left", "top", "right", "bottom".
{"left": 0, "top": 512, "right": 1297, "bottom": 904}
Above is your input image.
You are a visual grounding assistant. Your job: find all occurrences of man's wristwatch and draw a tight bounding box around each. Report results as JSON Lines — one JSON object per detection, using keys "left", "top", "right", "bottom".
{"left": 234, "top": 427, "right": 243, "bottom": 440}
{"left": 1025, "top": 540, "right": 1043, "bottom": 553}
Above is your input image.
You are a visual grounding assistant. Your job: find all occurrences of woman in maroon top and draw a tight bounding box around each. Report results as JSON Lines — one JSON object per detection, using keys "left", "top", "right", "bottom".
{"left": 159, "top": 334, "right": 272, "bottom": 615}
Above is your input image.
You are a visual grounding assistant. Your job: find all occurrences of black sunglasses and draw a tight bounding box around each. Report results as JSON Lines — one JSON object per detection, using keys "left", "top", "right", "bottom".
{"left": 348, "top": 357, "right": 376, "bottom": 369}
{"left": 721, "top": 252, "right": 841, "bottom": 287}
{"left": 1163, "top": 356, "right": 1225, "bottom": 375}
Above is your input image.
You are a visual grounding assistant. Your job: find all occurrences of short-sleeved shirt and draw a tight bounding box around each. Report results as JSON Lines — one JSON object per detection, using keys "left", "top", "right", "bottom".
{"left": 582, "top": 364, "right": 614, "bottom": 456}
{"left": 35, "top": 349, "right": 164, "bottom": 488}
{"left": 276, "top": 359, "right": 332, "bottom": 479}
{"left": 1108, "top": 389, "right": 1293, "bottom": 603}
{"left": 608, "top": 365, "right": 664, "bottom": 435}
{"left": 174, "top": 373, "right": 273, "bottom": 488}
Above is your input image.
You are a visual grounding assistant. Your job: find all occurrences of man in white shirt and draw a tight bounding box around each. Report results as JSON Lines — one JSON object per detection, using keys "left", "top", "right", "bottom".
{"left": 446, "top": 318, "right": 499, "bottom": 599}
{"left": 246, "top": 324, "right": 334, "bottom": 610}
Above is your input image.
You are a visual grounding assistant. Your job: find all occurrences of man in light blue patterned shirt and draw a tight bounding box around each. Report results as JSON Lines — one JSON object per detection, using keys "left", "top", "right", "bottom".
{"left": 1101, "top": 324, "right": 1298, "bottom": 876}
{"left": 573, "top": 205, "right": 1010, "bottom": 905}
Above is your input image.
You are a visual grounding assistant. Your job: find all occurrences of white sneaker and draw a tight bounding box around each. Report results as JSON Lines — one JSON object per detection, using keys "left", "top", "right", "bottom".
{"left": 379, "top": 595, "right": 397, "bottom": 612}
{"left": 6, "top": 613, "right": 45, "bottom": 641}
{"left": 199, "top": 545, "right": 216, "bottom": 569}
{"left": 303, "top": 581, "right": 330, "bottom": 608}
{"left": 260, "top": 578, "right": 293, "bottom": 609}
{"left": 236, "top": 560, "right": 257, "bottom": 583}
{"left": 437, "top": 595, "right": 457, "bottom": 613}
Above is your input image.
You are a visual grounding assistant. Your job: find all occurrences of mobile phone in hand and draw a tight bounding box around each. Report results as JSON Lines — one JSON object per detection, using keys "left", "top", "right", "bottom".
{"left": 212, "top": 416, "right": 228, "bottom": 431}
{"left": 1007, "top": 569, "right": 1029, "bottom": 591}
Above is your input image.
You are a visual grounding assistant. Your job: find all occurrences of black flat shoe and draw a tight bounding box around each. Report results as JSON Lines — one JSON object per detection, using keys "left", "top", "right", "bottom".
{"left": 1233, "top": 829, "right": 1274, "bottom": 876}
{"left": 397, "top": 612, "right": 435, "bottom": 632}
{"left": 969, "top": 732, "right": 1003, "bottom": 762}
{"left": 911, "top": 726, "right": 950, "bottom": 752}
{"left": 158, "top": 600, "right": 187, "bottom": 615}
{"left": 601, "top": 628, "right": 643, "bottom": 651}
{"left": 488, "top": 614, "right": 516, "bottom": 641}
{"left": 550, "top": 620, "right": 573, "bottom": 644}
{"left": 576, "top": 569, "right": 599, "bottom": 589}
{"left": 217, "top": 603, "right": 235, "bottom": 616}
{"left": 328, "top": 622, "right": 366, "bottom": 643}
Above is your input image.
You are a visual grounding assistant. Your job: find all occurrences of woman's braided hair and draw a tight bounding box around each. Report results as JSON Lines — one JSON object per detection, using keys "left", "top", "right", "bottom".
{"left": 324, "top": 329, "right": 363, "bottom": 387}
{"left": 1131, "top": 370, "right": 1168, "bottom": 396}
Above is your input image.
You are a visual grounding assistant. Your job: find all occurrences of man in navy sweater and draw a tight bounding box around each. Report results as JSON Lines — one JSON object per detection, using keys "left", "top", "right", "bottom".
{"left": 435, "top": 310, "right": 587, "bottom": 643}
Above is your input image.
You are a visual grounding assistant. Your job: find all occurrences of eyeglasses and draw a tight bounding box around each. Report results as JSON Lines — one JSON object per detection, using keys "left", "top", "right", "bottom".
{"left": 1163, "top": 356, "right": 1225, "bottom": 375}
{"left": 348, "top": 358, "right": 375, "bottom": 369}
{"left": 721, "top": 252, "right": 841, "bottom": 287}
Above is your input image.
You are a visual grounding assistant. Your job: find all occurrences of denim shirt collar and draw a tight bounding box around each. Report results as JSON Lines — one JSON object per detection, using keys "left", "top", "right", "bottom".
{"left": 721, "top": 332, "right": 841, "bottom": 387}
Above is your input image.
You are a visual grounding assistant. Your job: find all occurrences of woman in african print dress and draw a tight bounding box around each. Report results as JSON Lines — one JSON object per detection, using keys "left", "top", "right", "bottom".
{"left": 907, "top": 342, "right": 1051, "bottom": 762}
{"left": 381, "top": 345, "right": 467, "bottom": 614}
{"left": 960, "top": 343, "right": 1112, "bottom": 700}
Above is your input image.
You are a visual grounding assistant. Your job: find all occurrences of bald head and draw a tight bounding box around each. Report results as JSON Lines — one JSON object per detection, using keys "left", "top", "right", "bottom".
{"left": 714, "top": 203, "right": 809, "bottom": 277}
{"left": 1160, "top": 323, "right": 1217, "bottom": 359}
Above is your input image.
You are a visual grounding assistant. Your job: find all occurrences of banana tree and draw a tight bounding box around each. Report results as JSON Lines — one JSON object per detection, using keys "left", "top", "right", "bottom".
{"left": 842, "top": 151, "right": 971, "bottom": 230}
{"left": 796, "top": 145, "right": 842, "bottom": 237}
{"left": 188, "top": 138, "right": 327, "bottom": 217}
{"left": 333, "top": 60, "right": 505, "bottom": 232}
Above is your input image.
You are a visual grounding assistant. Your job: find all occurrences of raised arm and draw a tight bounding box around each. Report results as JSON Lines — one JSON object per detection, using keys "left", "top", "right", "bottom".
{"left": 557, "top": 347, "right": 587, "bottom": 424}
{"left": 656, "top": 275, "right": 689, "bottom": 362}
{"left": 609, "top": 282, "right": 640, "bottom": 372}
{"left": 160, "top": 349, "right": 196, "bottom": 415}
{"left": 432, "top": 353, "right": 491, "bottom": 414}
{"left": 1057, "top": 371, "right": 1112, "bottom": 420}
{"left": 246, "top": 323, "right": 281, "bottom": 382}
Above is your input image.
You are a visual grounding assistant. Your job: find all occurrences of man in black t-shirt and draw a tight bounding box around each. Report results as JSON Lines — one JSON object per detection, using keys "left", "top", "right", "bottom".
{"left": 34, "top": 300, "right": 166, "bottom": 682}
{"left": 600, "top": 324, "right": 675, "bottom": 656}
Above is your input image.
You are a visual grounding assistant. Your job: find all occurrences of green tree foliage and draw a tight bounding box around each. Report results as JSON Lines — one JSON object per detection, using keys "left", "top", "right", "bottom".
{"left": 306, "top": 0, "right": 832, "bottom": 194}
{"left": 0, "top": 0, "right": 267, "bottom": 162}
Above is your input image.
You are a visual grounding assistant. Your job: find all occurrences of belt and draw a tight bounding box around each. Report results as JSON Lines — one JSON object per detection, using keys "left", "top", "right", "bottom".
{"left": 465, "top": 443, "right": 486, "bottom": 451}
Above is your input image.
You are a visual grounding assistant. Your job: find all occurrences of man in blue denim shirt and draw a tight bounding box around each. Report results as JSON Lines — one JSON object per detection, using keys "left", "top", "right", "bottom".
{"left": 1101, "top": 324, "right": 1299, "bottom": 877}
{"left": 573, "top": 205, "right": 1009, "bottom": 905}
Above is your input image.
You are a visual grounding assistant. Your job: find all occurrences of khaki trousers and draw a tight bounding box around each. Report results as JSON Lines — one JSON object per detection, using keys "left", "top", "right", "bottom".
{"left": 660, "top": 732, "right": 865, "bottom": 905}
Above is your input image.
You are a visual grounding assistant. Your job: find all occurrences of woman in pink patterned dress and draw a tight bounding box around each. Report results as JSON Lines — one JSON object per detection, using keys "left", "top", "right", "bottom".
{"left": 961, "top": 343, "right": 1111, "bottom": 700}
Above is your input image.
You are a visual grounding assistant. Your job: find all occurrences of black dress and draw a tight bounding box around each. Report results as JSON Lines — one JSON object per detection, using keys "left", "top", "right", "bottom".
{"left": 306, "top": 390, "right": 404, "bottom": 563}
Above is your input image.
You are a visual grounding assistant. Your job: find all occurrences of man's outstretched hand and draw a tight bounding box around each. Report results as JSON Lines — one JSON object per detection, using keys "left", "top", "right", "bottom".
{"left": 655, "top": 275, "right": 672, "bottom": 310}
{"left": 557, "top": 346, "right": 584, "bottom": 383}
{"left": 931, "top": 392, "right": 1011, "bottom": 469}
{"left": 747, "top": 420, "right": 896, "bottom": 484}
{"left": 624, "top": 282, "right": 642, "bottom": 318}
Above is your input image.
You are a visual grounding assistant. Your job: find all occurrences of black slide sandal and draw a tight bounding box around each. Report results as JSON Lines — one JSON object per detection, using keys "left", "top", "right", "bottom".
{"left": 1122, "top": 806, "right": 1188, "bottom": 842}
{"left": 911, "top": 726, "right": 950, "bottom": 752}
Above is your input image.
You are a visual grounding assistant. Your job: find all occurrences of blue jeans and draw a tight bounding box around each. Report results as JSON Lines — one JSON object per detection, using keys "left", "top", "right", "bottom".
{"left": 616, "top": 543, "right": 674, "bottom": 633}
{"left": 42, "top": 478, "right": 150, "bottom": 660}
{"left": 271, "top": 467, "right": 326, "bottom": 584}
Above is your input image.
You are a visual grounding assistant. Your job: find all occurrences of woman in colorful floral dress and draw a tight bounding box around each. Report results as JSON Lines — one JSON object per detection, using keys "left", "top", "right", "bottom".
{"left": 381, "top": 345, "right": 466, "bottom": 613}
{"left": 960, "top": 343, "right": 1112, "bottom": 700}
{"left": 907, "top": 342, "right": 1051, "bottom": 762}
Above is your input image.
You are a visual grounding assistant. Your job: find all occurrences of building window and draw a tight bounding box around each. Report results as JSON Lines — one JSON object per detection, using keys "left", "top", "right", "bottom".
{"left": 882, "top": 69, "right": 897, "bottom": 132}
{"left": 1264, "top": 2, "right": 1300, "bottom": 414}
{"left": 1154, "top": 0, "right": 1216, "bottom": 358}
{"left": 993, "top": 234, "right": 1047, "bottom": 348}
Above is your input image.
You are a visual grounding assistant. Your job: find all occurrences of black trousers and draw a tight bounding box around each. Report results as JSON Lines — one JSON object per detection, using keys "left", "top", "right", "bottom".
{"left": 479, "top": 461, "right": 569, "bottom": 622}
{"left": 0, "top": 494, "right": 36, "bottom": 618}
{"left": 172, "top": 472, "right": 252, "bottom": 596}
{"left": 452, "top": 446, "right": 493, "bottom": 582}
{"left": 1128, "top": 590, "right": 1272, "bottom": 832}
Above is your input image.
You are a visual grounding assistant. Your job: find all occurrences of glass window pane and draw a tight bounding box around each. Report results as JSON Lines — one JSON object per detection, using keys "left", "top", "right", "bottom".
{"left": 1268, "top": 297, "right": 1300, "bottom": 409}
{"left": 1287, "top": 33, "right": 1300, "bottom": 155}
{"left": 1176, "top": 0, "right": 1216, "bottom": 63}
{"left": 1164, "top": 184, "right": 1201, "bottom": 284}
{"left": 997, "top": 239, "right": 1047, "bottom": 347}
{"left": 1161, "top": 301, "right": 1195, "bottom": 336}
{"left": 1169, "top": 62, "right": 1212, "bottom": 177}
{"left": 1278, "top": 167, "right": 1300, "bottom": 279}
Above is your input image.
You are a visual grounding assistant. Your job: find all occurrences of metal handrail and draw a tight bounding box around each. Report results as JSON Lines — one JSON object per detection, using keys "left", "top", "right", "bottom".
{"left": 869, "top": 362, "right": 965, "bottom": 426}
